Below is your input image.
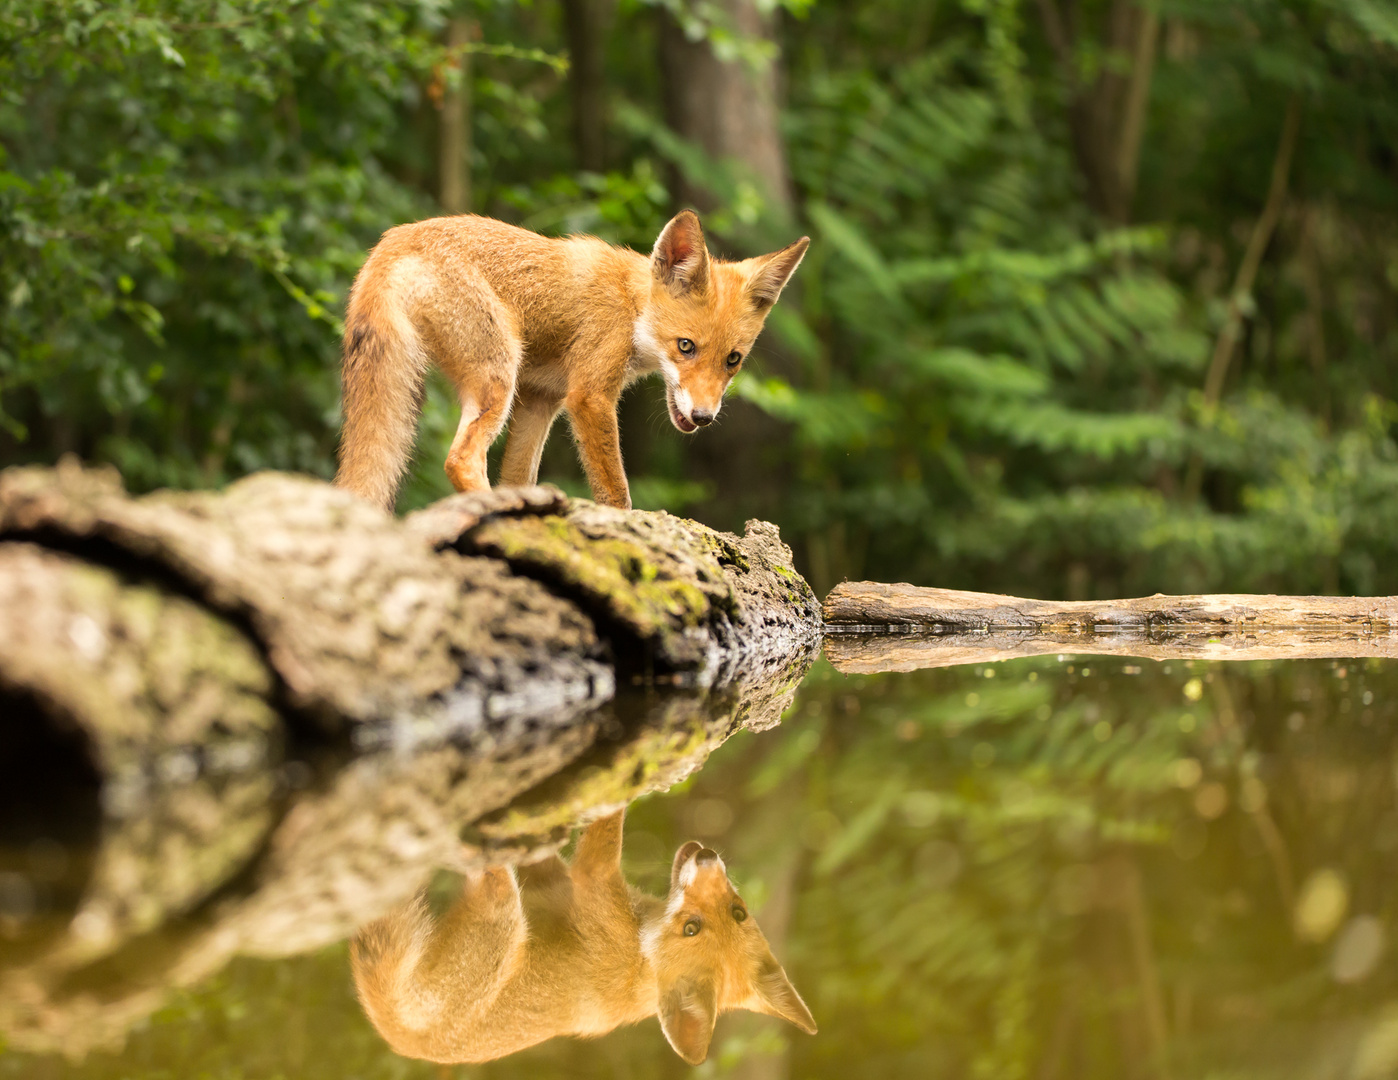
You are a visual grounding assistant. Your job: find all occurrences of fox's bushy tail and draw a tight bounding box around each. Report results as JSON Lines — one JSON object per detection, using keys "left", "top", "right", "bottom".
{"left": 335, "top": 277, "right": 428, "bottom": 511}
{"left": 351, "top": 895, "right": 442, "bottom": 1044}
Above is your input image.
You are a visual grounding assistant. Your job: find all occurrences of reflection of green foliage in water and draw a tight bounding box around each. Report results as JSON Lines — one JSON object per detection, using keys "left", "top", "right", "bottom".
{"left": 7, "top": 658, "right": 1398, "bottom": 1079}
{"left": 714, "top": 657, "right": 1398, "bottom": 1080}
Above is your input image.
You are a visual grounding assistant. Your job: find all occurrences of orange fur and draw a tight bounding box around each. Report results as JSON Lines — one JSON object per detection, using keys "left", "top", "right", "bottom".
{"left": 351, "top": 811, "right": 816, "bottom": 1065}
{"left": 334, "top": 211, "right": 809, "bottom": 510}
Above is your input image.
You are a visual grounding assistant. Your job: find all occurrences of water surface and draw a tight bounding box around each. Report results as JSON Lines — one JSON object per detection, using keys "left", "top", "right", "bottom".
{"left": 4, "top": 653, "right": 1396, "bottom": 1079}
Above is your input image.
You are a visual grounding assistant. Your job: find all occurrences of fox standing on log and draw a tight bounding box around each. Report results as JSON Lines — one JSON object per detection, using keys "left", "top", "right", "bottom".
{"left": 351, "top": 810, "right": 816, "bottom": 1065}
{"left": 334, "top": 210, "right": 809, "bottom": 510}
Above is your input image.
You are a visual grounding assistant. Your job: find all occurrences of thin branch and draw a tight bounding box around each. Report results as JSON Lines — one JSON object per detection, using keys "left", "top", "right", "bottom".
{"left": 1183, "top": 94, "right": 1302, "bottom": 500}
{"left": 1200, "top": 94, "right": 1303, "bottom": 408}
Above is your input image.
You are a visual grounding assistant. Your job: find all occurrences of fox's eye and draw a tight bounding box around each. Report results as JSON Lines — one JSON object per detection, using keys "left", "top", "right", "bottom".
{"left": 732, "top": 905, "right": 748, "bottom": 923}
{"left": 677, "top": 338, "right": 695, "bottom": 355}
{"left": 727, "top": 351, "right": 742, "bottom": 368}
{"left": 683, "top": 919, "right": 701, "bottom": 937}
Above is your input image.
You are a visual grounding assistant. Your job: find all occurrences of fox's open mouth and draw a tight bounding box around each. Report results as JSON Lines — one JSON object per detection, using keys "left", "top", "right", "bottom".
{"left": 666, "top": 390, "right": 698, "bottom": 434}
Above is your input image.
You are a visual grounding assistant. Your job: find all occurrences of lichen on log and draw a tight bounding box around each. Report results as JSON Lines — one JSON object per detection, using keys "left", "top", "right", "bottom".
{"left": 419, "top": 499, "right": 822, "bottom": 681}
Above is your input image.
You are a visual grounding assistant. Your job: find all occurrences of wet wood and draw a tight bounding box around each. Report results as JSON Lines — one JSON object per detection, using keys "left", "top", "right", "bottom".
{"left": 824, "top": 581, "right": 1398, "bottom": 632}
{"left": 823, "top": 581, "right": 1398, "bottom": 673}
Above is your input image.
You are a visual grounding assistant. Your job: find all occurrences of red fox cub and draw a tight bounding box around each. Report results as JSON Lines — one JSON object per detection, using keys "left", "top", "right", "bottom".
{"left": 334, "top": 210, "right": 809, "bottom": 510}
{"left": 351, "top": 810, "right": 817, "bottom": 1065}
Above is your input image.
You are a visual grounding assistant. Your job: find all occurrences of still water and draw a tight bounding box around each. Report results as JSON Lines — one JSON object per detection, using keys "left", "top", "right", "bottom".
{"left": 3, "top": 652, "right": 1397, "bottom": 1079}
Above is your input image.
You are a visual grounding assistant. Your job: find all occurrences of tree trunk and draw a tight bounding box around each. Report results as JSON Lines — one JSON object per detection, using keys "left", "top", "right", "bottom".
{"left": 562, "top": 0, "right": 614, "bottom": 172}
{"left": 657, "top": 0, "right": 792, "bottom": 215}
{"left": 439, "top": 16, "right": 475, "bottom": 214}
{"left": 1037, "top": 0, "right": 1159, "bottom": 221}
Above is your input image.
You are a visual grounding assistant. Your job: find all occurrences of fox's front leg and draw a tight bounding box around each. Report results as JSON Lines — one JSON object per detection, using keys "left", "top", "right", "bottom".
{"left": 566, "top": 389, "right": 631, "bottom": 509}
{"left": 571, "top": 809, "right": 625, "bottom": 880}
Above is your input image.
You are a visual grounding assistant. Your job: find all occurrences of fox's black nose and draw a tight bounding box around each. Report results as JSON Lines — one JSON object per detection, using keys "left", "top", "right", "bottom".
{"left": 690, "top": 409, "right": 715, "bottom": 427}
{"left": 694, "top": 847, "right": 720, "bottom": 865}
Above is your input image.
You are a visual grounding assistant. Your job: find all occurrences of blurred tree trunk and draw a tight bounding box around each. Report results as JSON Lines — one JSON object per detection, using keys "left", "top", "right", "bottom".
{"left": 727, "top": 848, "right": 801, "bottom": 1080}
{"left": 656, "top": 0, "right": 793, "bottom": 215}
{"left": 439, "top": 16, "right": 476, "bottom": 214}
{"left": 1037, "top": 0, "right": 1159, "bottom": 222}
{"left": 563, "top": 0, "right": 615, "bottom": 172}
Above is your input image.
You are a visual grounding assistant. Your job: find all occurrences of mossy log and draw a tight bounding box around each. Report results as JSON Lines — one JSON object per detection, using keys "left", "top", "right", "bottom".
{"left": 0, "top": 462, "right": 608, "bottom": 736}
{"left": 0, "top": 460, "right": 821, "bottom": 1058}
{"left": 823, "top": 581, "right": 1398, "bottom": 672}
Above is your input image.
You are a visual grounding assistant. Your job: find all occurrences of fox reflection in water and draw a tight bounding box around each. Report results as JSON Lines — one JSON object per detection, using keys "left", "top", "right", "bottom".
{"left": 351, "top": 809, "right": 816, "bottom": 1065}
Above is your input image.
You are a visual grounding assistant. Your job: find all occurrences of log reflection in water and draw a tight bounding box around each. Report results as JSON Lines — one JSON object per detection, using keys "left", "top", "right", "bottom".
{"left": 824, "top": 627, "right": 1398, "bottom": 674}
{"left": 0, "top": 638, "right": 817, "bottom": 1061}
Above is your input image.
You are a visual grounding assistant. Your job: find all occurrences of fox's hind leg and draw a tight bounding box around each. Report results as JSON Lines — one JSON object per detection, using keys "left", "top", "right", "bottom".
{"left": 419, "top": 867, "right": 527, "bottom": 1001}
{"left": 432, "top": 272, "right": 522, "bottom": 493}
{"left": 500, "top": 384, "right": 563, "bottom": 486}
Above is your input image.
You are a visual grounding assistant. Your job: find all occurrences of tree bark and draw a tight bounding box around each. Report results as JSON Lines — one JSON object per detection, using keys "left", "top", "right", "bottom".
{"left": 438, "top": 15, "right": 475, "bottom": 214}
{"left": 562, "top": 0, "right": 614, "bottom": 172}
{"left": 0, "top": 461, "right": 820, "bottom": 740}
{"left": 657, "top": 0, "right": 792, "bottom": 215}
{"left": 0, "top": 462, "right": 606, "bottom": 735}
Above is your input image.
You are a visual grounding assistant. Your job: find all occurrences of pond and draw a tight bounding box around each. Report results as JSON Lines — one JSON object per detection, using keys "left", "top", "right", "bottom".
{"left": 3, "top": 650, "right": 1397, "bottom": 1079}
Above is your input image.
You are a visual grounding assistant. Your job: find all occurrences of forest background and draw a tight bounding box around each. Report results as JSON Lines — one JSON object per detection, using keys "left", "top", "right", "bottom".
{"left": 2, "top": 0, "right": 1397, "bottom": 599}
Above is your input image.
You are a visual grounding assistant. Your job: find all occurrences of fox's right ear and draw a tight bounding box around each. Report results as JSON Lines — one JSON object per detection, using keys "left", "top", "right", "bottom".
{"left": 658, "top": 977, "right": 718, "bottom": 1065}
{"left": 751, "top": 955, "right": 818, "bottom": 1035}
{"left": 745, "top": 236, "right": 810, "bottom": 310}
{"left": 652, "top": 210, "right": 711, "bottom": 296}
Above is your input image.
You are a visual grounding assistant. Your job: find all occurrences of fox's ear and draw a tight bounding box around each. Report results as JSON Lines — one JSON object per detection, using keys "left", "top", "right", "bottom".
{"left": 652, "top": 210, "right": 711, "bottom": 296}
{"left": 658, "top": 977, "right": 718, "bottom": 1065}
{"left": 750, "top": 956, "right": 818, "bottom": 1035}
{"left": 671, "top": 840, "right": 704, "bottom": 892}
{"left": 746, "top": 236, "right": 810, "bottom": 310}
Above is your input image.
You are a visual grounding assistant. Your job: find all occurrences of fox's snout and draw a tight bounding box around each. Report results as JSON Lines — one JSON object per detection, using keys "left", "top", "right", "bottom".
{"left": 665, "top": 381, "right": 723, "bottom": 435}
{"left": 671, "top": 841, "right": 727, "bottom": 891}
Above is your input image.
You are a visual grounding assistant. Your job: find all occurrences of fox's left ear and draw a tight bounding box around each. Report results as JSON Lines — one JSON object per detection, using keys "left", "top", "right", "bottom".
{"left": 745, "top": 236, "right": 810, "bottom": 310}
{"left": 658, "top": 977, "right": 719, "bottom": 1065}
{"left": 750, "top": 956, "right": 818, "bottom": 1035}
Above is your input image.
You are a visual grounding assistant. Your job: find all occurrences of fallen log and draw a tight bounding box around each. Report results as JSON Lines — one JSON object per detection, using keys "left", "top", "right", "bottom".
{"left": 0, "top": 460, "right": 822, "bottom": 1058}
{"left": 0, "top": 461, "right": 608, "bottom": 737}
{"left": 822, "top": 581, "right": 1398, "bottom": 672}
